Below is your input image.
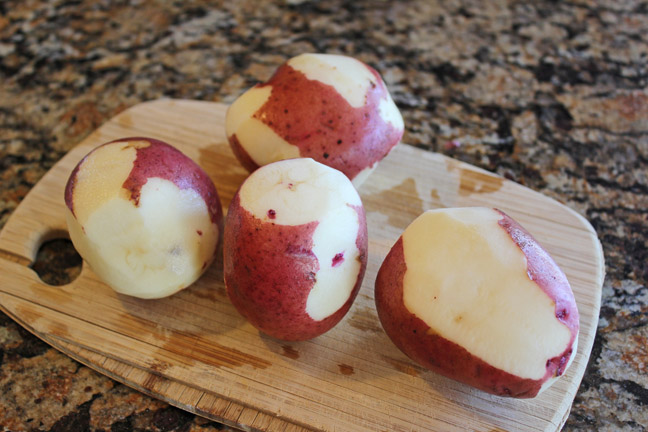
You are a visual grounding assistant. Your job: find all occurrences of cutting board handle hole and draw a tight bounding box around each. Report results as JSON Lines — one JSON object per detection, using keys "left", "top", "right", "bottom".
{"left": 29, "top": 235, "right": 82, "bottom": 286}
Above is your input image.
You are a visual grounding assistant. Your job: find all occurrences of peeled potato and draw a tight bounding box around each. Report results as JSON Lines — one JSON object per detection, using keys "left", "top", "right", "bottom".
{"left": 375, "top": 207, "right": 579, "bottom": 398}
{"left": 65, "top": 137, "right": 222, "bottom": 299}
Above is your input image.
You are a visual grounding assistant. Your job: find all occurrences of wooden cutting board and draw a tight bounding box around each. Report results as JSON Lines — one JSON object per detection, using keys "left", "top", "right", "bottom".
{"left": 0, "top": 100, "right": 604, "bottom": 432}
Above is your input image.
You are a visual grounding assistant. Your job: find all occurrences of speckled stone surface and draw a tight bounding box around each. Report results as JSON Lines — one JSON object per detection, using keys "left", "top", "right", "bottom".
{"left": 0, "top": 0, "right": 646, "bottom": 431}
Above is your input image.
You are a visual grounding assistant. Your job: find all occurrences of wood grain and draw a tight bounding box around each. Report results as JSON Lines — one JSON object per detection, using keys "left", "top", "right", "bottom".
{"left": 0, "top": 99, "right": 604, "bottom": 432}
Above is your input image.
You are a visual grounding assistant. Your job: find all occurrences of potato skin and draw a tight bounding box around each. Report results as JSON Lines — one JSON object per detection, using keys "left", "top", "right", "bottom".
{"left": 227, "top": 134, "right": 259, "bottom": 173}
{"left": 496, "top": 209, "right": 579, "bottom": 345}
{"left": 229, "top": 61, "right": 402, "bottom": 180}
{"left": 375, "top": 211, "right": 579, "bottom": 398}
{"left": 224, "top": 194, "right": 368, "bottom": 341}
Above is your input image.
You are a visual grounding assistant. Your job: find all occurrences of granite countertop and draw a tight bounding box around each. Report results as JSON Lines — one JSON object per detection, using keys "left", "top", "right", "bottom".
{"left": 0, "top": 0, "right": 646, "bottom": 431}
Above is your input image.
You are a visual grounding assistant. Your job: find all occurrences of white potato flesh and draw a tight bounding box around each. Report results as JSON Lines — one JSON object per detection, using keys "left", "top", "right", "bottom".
{"left": 71, "top": 140, "right": 142, "bottom": 226}
{"left": 287, "top": 53, "right": 376, "bottom": 108}
{"left": 307, "top": 205, "right": 362, "bottom": 320}
{"left": 378, "top": 95, "right": 405, "bottom": 130}
{"left": 401, "top": 207, "right": 572, "bottom": 380}
{"left": 239, "top": 158, "right": 363, "bottom": 320}
{"left": 350, "top": 162, "right": 378, "bottom": 188}
{"left": 288, "top": 53, "right": 404, "bottom": 129}
{"left": 68, "top": 178, "right": 216, "bottom": 298}
{"left": 225, "top": 85, "right": 300, "bottom": 167}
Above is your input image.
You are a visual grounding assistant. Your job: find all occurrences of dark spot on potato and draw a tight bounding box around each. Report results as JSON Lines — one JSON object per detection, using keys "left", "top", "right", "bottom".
{"left": 267, "top": 209, "right": 276, "bottom": 219}
{"left": 337, "top": 139, "right": 342, "bottom": 144}
{"left": 323, "top": 152, "right": 329, "bottom": 159}
{"left": 196, "top": 230, "right": 203, "bottom": 236}
{"left": 556, "top": 309, "right": 567, "bottom": 319}
{"left": 332, "top": 252, "right": 344, "bottom": 267}
{"left": 557, "top": 354, "right": 569, "bottom": 375}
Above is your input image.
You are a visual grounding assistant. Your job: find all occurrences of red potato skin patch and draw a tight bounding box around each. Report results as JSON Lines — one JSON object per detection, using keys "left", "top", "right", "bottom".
{"left": 117, "top": 137, "right": 223, "bottom": 225}
{"left": 229, "top": 133, "right": 260, "bottom": 173}
{"left": 375, "top": 237, "right": 546, "bottom": 398}
{"left": 224, "top": 193, "right": 318, "bottom": 341}
{"left": 351, "top": 203, "right": 369, "bottom": 297}
{"left": 252, "top": 63, "right": 403, "bottom": 180}
{"left": 224, "top": 195, "right": 368, "bottom": 341}
{"left": 64, "top": 156, "right": 84, "bottom": 216}
{"left": 495, "top": 208, "right": 579, "bottom": 378}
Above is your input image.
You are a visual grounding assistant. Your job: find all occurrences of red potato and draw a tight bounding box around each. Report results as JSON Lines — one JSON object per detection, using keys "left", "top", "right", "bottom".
{"left": 225, "top": 53, "right": 404, "bottom": 186}
{"left": 375, "top": 207, "right": 579, "bottom": 398}
{"left": 65, "top": 137, "right": 222, "bottom": 299}
{"left": 224, "top": 158, "right": 368, "bottom": 341}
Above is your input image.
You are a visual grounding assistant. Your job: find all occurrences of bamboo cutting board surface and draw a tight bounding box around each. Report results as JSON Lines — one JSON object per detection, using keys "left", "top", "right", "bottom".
{"left": 0, "top": 100, "right": 604, "bottom": 431}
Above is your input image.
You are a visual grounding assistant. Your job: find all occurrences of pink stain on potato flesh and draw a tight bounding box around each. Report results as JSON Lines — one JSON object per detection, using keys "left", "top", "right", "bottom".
{"left": 332, "top": 252, "right": 345, "bottom": 267}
